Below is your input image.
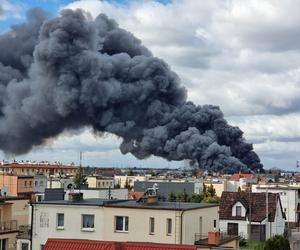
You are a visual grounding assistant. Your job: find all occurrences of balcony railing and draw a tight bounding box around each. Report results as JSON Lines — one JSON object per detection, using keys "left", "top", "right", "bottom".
{"left": 0, "top": 220, "right": 18, "bottom": 234}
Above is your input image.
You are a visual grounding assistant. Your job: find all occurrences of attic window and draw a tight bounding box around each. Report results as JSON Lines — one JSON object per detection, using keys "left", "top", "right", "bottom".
{"left": 236, "top": 206, "right": 242, "bottom": 217}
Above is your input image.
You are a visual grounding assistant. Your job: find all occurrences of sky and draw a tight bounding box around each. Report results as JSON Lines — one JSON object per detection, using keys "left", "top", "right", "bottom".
{"left": 0, "top": 0, "right": 299, "bottom": 170}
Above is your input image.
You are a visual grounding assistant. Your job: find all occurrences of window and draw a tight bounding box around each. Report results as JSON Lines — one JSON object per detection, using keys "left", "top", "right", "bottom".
{"left": 82, "top": 214, "right": 94, "bottom": 230}
{"left": 57, "top": 213, "right": 64, "bottom": 229}
{"left": 213, "top": 219, "right": 217, "bottom": 229}
{"left": 39, "top": 181, "right": 43, "bottom": 187}
{"left": 166, "top": 218, "right": 172, "bottom": 235}
{"left": 35, "top": 181, "right": 38, "bottom": 187}
{"left": 236, "top": 206, "right": 242, "bottom": 216}
{"left": 115, "top": 216, "right": 128, "bottom": 232}
{"left": 24, "top": 181, "right": 27, "bottom": 187}
{"left": 0, "top": 239, "right": 7, "bottom": 250}
{"left": 149, "top": 217, "right": 155, "bottom": 234}
{"left": 29, "top": 181, "right": 32, "bottom": 187}
{"left": 21, "top": 242, "right": 29, "bottom": 250}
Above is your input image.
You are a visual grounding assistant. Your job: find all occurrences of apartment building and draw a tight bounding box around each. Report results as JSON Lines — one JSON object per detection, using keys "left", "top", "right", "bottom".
{"left": 0, "top": 162, "right": 78, "bottom": 177}
{"left": 86, "top": 176, "right": 114, "bottom": 189}
{"left": 114, "top": 175, "right": 148, "bottom": 188}
{"left": 32, "top": 195, "right": 219, "bottom": 249}
{"left": 0, "top": 197, "right": 30, "bottom": 250}
{"left": 252, "top": 184, "right": 300, "bottom": 228}
{"left": 0, "top": 175, "right": 34, "bottom": 197}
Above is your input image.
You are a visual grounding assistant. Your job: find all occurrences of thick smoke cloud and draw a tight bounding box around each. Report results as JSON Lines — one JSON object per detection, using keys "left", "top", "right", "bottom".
{"left": 0, "top": 8, "right": 262, "bottom": 173}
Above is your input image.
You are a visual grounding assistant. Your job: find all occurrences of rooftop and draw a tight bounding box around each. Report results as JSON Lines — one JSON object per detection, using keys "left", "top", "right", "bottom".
{"left": 36, "top": 198, "right": 114, "bottom": 206}
{"left": 105, "top": 200, "right": 219, "bottom": 211}
{"left": 219, "top": 191, "right": 284, "bottom": 222}
{"left": 35, "top": 198, "right": 218, "bottom": 210}
{"left": 44, "top": 239, "right": 200, "bottom": 250}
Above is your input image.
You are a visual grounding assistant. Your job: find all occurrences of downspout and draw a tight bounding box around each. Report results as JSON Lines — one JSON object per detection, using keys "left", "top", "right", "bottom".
{"left": 30, "top": 202, "right": 34, "bottom": 250}
{"left": 180, "top": 210, "right": 186, "bottom": 245}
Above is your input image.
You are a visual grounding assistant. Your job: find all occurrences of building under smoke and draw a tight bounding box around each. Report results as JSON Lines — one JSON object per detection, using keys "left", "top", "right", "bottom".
{"left": 0, "top": 8, "right": 263, "bottom": 173}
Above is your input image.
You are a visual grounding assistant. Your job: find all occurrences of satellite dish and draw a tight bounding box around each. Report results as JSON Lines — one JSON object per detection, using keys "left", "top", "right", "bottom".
{"left": 67, "top": 183, "right": 73, "bottom": 190}
{"left": 0, "top": 187, "right": 8, "bottom": 196}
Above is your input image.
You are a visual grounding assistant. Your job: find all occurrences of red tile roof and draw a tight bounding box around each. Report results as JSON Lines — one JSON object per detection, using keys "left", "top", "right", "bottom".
{"left": 230, "top": 173, "right": 254, "bottom": 181}
{"left": 128, "top": 192, "right": 144, "bottom": 200}
{"left": 220, "top": 192, "right": 284, "bottom": 222}
{"left": 44, "top": 239, "right": 119, "bottom": 250}
{"left": 44, "top": 239, "right": 199, "bottom": 250}
{"left": 2, "top": 163, "right": 78, "bottom": 170}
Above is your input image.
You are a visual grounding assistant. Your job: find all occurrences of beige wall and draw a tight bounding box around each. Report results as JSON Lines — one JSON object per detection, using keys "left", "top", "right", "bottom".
{"left": 86, "top": 177, "right": 114, "bottom": 189}
{"left": 104, "top": 205, "right": 219, "bottom": 245}
{"left": 11, "top": 199, "right": 30, "bottom": 226}
{"left": 204, "top": 183, "right": 224, "bottom": 197}
{"left": 182, "top": 206, "right": 219, "bottom": 245}
{"left": 104, "top": 207, "right": 177, "bottom": 244}
{"left": 114, "top": 176, "right": 148, "bottom": 188}
{"left": 87, "top": 177, "right": 97, "bottom": 188}
{"left": 0, "top": 232, "right": 18, "bottom": 250}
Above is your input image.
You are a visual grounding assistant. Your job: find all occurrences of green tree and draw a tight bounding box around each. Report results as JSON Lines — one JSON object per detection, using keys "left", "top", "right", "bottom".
{"left": 190, "top": 193, "right": 203, "bottom": 203}
{"left": 176, "top": 192, "right": 183, "bottom": 202}
{"left": 264, "top": 235, "right": 290, "bottom": 250}
{"left": 203, "top": 195, "right": 221, "bottom": 204}
{"left": 207, "top": 184, "right": 216, "bottom": 197}
{"left": 203, "top": 184, "right": 208, "bottom": 196}
{"left": 73, "top": 167, "right": 87, "bottom": 187}
{"left": 168, "top": 192, "right": 176, "bottom": 202}
{"left": 124, "top": 179, "right": 132, "bottom": 190}
{"left": 238, "top": 186, "right": 242, "bottom": 192}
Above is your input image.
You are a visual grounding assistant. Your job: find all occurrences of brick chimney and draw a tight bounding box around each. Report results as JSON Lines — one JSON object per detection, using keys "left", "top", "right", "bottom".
{"left": 68, "top": 192, "right": 83, "bottom": 201}
{"left": 146, "top": 195, "right": 158, "bottom": 204}
{"left": 208, "top": 231, "right": 220, "bottom": 245}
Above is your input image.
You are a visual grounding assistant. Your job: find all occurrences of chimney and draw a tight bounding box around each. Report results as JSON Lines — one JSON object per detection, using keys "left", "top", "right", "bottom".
{"left": 146, "top": 195, "right": 158, "bottom": 204}
{"left": 208, "top": 231, "right": 220, "bottom": 245}
{"left": 68, "top": 192, "right": 83, "bottom": 201}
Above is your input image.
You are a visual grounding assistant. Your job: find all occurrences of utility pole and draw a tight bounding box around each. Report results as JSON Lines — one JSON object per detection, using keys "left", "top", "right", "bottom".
{"left": 80, "top": 151, "right": 82, "bottom": 168}
{"left": 248, "top": 185, "right": 251, "bottom": 241}
{"left": 266, "top": 186, "right": 269, "bottom": 239}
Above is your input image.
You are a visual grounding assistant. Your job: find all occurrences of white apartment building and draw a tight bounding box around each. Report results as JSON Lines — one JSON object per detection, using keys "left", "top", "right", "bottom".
{"left": 32, "top": 196, "right": 219, "bottom": 249}
{"left": 252, "top": 184, "right": 300, "bottom": 228}
{"left": 32, "top": 199, "right": 106, "bottom": 250}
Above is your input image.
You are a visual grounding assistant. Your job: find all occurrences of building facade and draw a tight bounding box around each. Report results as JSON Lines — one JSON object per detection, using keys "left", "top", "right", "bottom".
{"left": 32, "top": 197, "right": 219, "bottom": 248}
{"left": 219, "top": 192, "right": 285, "bottom": 241}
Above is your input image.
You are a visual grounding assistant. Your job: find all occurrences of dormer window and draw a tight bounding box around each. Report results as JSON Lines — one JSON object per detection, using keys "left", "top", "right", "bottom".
{"left": 236, "top": 206, "right": 242, "bottom": 217}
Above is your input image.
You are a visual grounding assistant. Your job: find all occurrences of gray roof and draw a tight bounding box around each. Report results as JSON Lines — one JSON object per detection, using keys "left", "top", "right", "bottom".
{"left": 106, "top": 200, "right": 218, "bottom": 211}
{"left": 34, "top": 198, "right": 218, "bottom": 210}
{"left": 35, "top": 198, "right": 115, "bottom": 206}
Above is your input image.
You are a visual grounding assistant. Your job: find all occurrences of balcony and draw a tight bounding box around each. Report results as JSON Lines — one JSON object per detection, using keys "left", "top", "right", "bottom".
{"left": 195, "top": 232, "right": 240, "bottom": 246}
{"left": 0, "top": 220, "right": 18, "bottom": 234}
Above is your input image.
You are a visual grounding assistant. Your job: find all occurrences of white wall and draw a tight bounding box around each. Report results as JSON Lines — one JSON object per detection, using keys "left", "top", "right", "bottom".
{"left": 232, "top": 202, "right": 246, "bottom": 217}
{"left": 32, "top": 204, "right": 104, "bottom": 250}
{"left": 269, "top": 199, "right": 285, "bottom": 238}
{"left": 252, "top": 185, "right": 297, "bottom": 223}
{"left": 219, "top": 219, "right": 248, "bottom": 239}
{"left": 65, "top": 189, "right": 128, "bottom": 200}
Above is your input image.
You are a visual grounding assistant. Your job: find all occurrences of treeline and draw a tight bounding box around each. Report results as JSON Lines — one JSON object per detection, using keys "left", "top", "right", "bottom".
{"left": 167, "top": 184, "right": 220, "bottom": 204}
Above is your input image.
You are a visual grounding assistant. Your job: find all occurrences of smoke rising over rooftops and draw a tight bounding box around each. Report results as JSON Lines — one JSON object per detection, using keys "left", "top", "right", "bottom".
{"left": 0, "top": 8, "right": 262, "bottom": 173}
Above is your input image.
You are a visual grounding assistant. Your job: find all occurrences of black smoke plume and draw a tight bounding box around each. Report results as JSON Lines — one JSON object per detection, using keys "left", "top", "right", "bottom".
{"left": 0, "top": 8, "right": 263, "bottom": 173}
